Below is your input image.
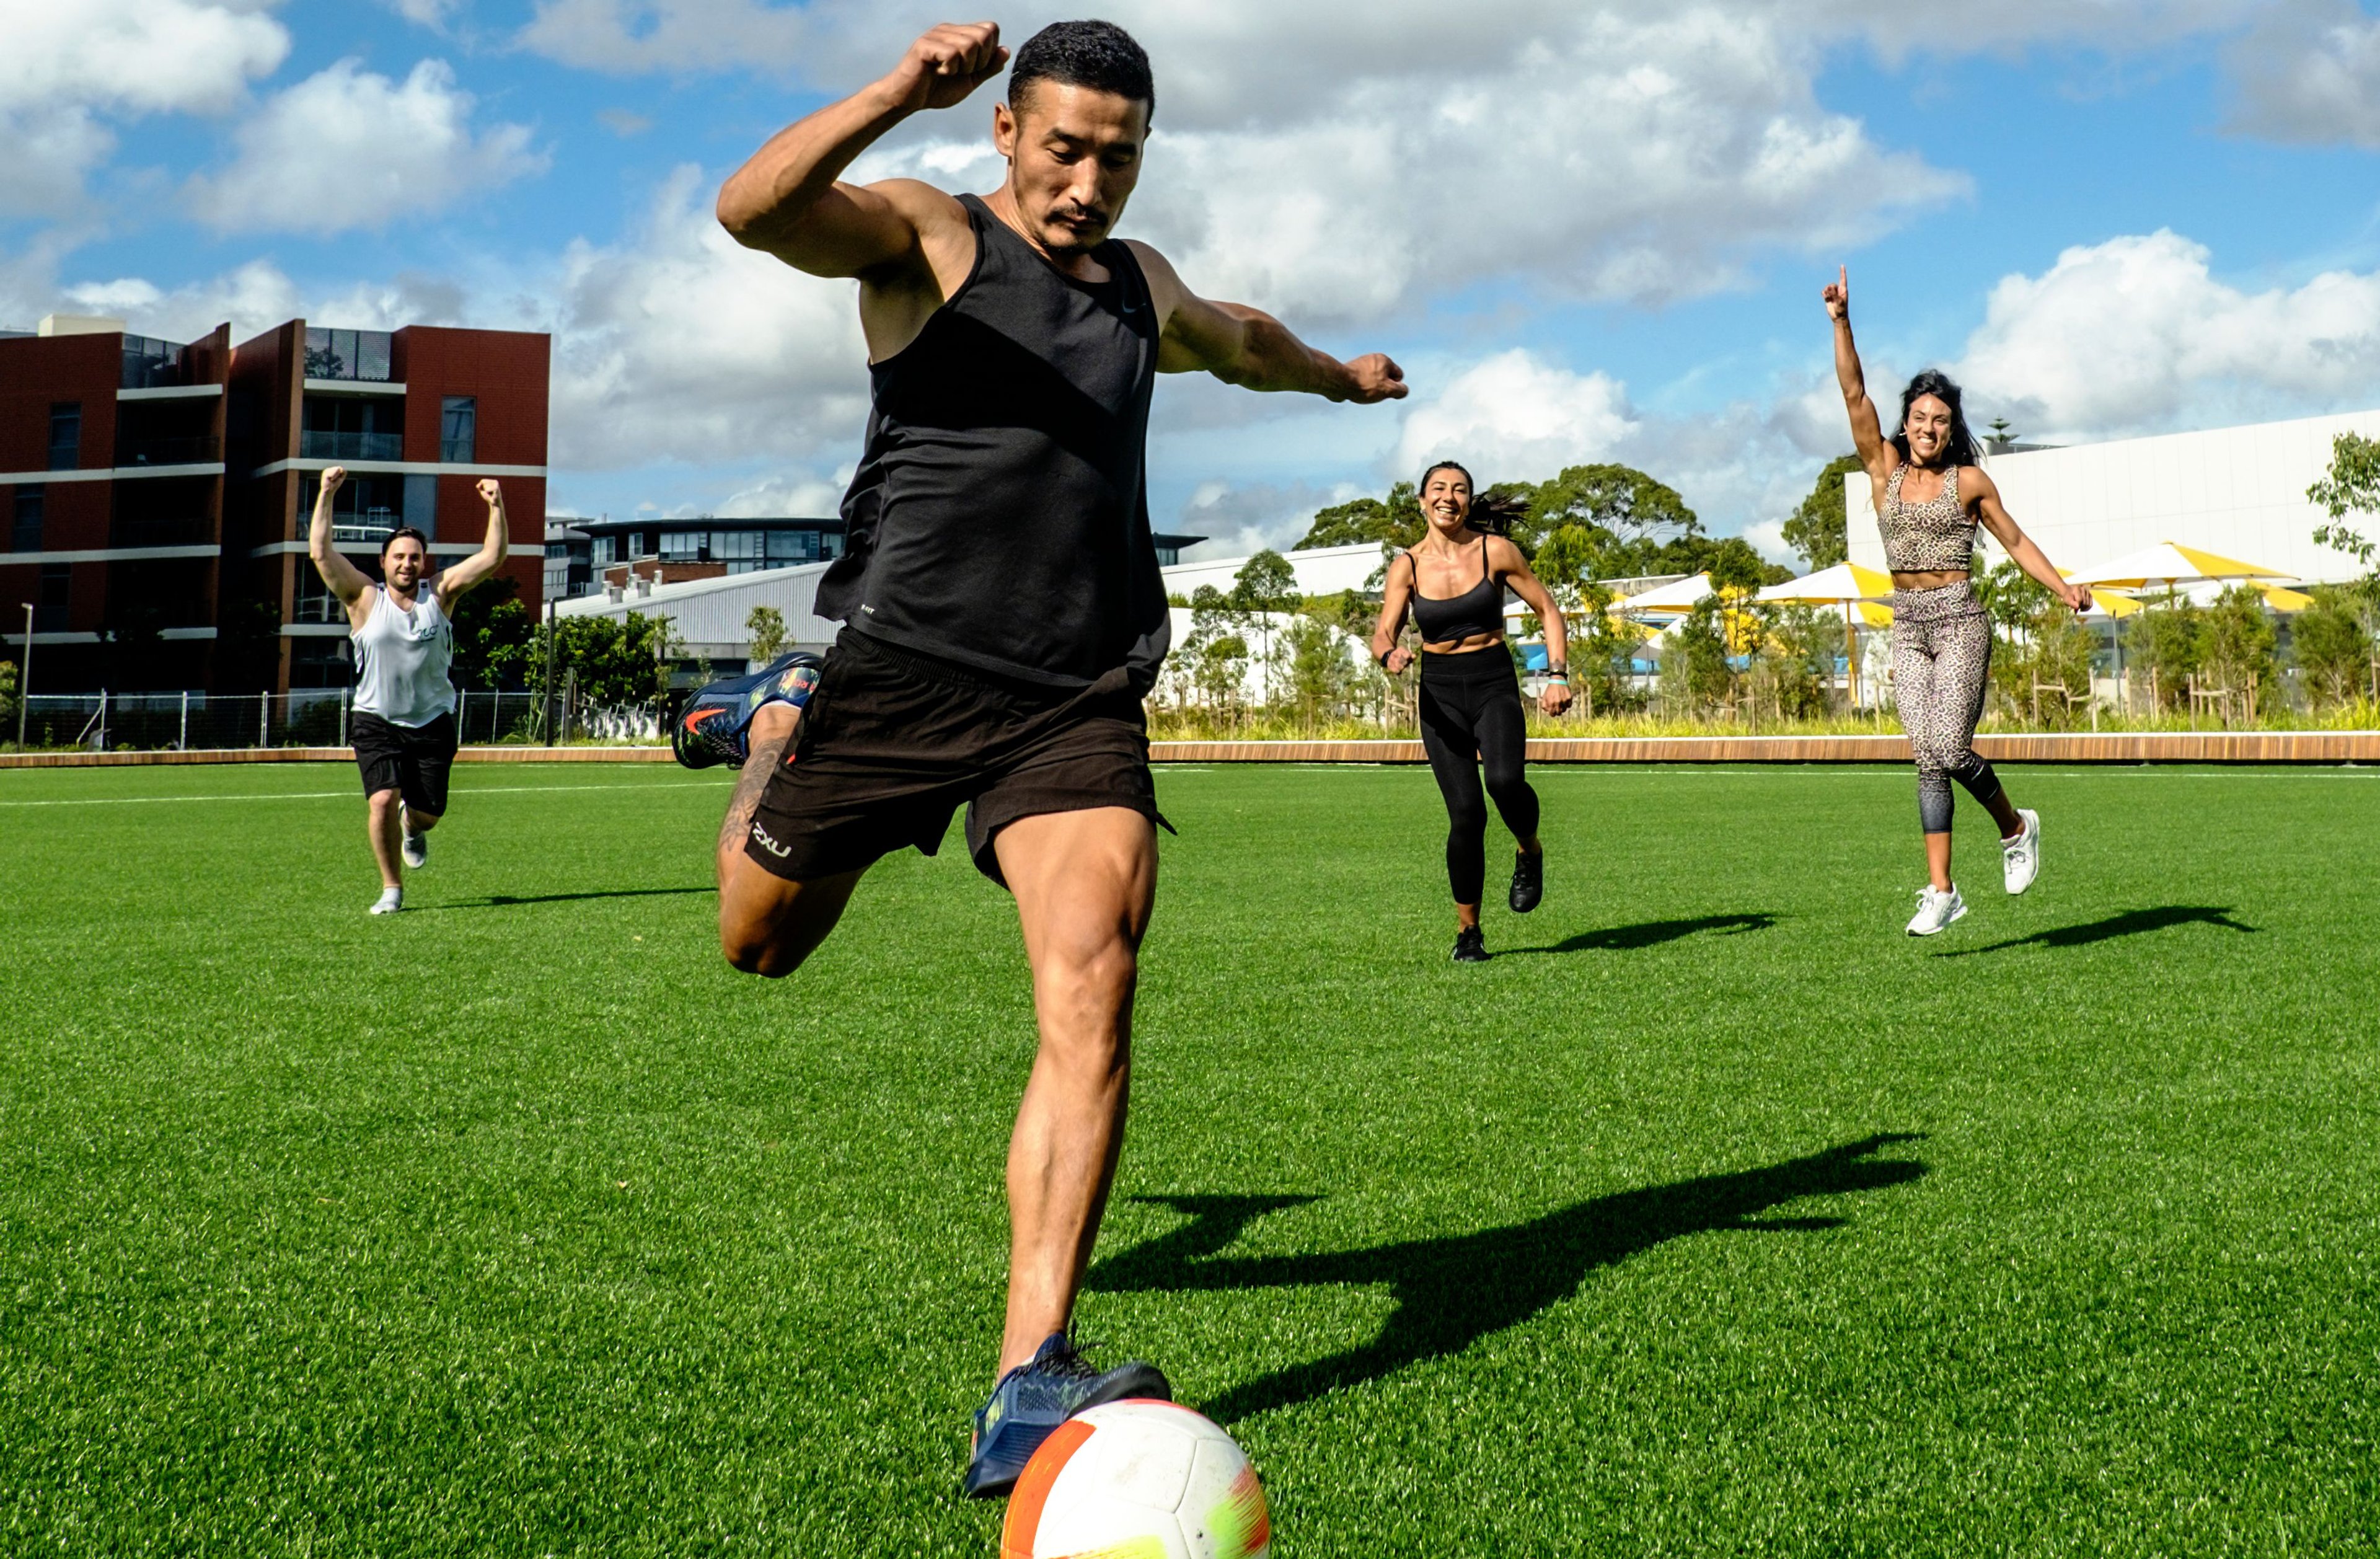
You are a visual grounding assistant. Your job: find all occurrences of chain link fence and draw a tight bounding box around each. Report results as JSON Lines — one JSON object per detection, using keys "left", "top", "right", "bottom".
{"left": 6, "top": 689, "right": 668, "bottom": 753}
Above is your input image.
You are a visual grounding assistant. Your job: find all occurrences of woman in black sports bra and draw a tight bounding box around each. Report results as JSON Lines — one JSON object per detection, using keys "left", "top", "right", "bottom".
{"left": 1370, "top": 460, "right": 1573, "bottom": 962}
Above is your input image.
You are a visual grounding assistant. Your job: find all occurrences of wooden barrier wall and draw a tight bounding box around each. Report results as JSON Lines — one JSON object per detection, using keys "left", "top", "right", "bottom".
{"left": 4, "top": 731, "right": 2376, "bottom": 769}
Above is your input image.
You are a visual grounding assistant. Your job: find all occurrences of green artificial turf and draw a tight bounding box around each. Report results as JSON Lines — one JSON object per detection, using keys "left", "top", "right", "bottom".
{"left": 2, "top": 759, "right": 2376, "bottom": 1556}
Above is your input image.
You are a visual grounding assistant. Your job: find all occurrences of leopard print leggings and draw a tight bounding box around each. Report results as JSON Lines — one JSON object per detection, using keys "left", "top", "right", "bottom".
{"left": 1892, "top": 582, "right": 2004, "bottom": 835}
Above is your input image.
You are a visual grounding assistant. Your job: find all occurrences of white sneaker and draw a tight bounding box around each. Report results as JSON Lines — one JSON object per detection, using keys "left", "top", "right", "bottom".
{"left": 400, "top": 805, "right": 428, "bottom": 870}
{"left": 369, "top": 887, "right": 403, "bottom": 915}
{"left": 1906, "top": 884, "right": 1966, "bottom": 936}
{"left": 2001, "top": 809, "right": 2039, "bottom": 895}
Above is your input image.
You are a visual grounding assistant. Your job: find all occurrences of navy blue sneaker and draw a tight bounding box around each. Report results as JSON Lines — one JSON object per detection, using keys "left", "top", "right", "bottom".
{"left": 962, "top": 1332, "right": 1171, "bottom": 1499}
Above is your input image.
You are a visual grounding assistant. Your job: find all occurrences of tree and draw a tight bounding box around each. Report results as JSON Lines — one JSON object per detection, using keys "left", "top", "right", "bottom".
{"left": 2307, "top": 430, "right": 2380, "bottom": 597}
{"left": 2125, "top": 593, "right": 2203, "bottom": 711}
{"left": 2291, "top": 587, "right": 2376, "bottom": 709}
{"left": 1512, "top": 464, "right": 1701, "bottom": 575}
{"left": 449, "top": 576, "right": 535, "bottom": 690}
{"left": 1296, "top": 482, "right": 1421, "bottom": 550}
{"left": 1228, "top": 549, "right": 1300, "bottom": 614}
{"left": 1281, "top": 613, "right": 1360, "bottom": 728}
{"left": 550, "top": 612, "right": 676, "bottom": 707}
{"left": 2199, "top": 583, "right": 2276, "bottom": 717}
{"left": 746, "top": 604, "right": 787, "bottom": 663}
{"left": 1781, "top": 454, "right": 1862, "bottom": 570}
{"left": 1528, "top": 524, "right": 1602, "bottom": 610}
{"left": 0, "top": 656, "right": 16, "bottom": 737}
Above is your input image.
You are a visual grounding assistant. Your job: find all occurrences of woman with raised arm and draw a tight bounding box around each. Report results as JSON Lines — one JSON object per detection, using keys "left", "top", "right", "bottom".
{"left": 1823, "top": 267, "right": 2092, "bottom": 935}
{"left": 1371, "top": 461, "right": 1571, "bottom": 962}
{"left": 307, "top": 467, "right": 510, "bottom": 914}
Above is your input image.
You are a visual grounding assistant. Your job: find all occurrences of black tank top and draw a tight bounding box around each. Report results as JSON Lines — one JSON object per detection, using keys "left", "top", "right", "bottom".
{"left": 1408, "top": 537, "right": 1505, "bottom": 643}
{"left": 817, "top": 194, "right": 1170, "bottom": 691}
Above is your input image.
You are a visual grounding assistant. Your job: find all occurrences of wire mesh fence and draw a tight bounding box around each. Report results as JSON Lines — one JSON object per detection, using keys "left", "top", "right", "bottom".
{"left": 5, "top": 690, "right": 669, "bottom": 753}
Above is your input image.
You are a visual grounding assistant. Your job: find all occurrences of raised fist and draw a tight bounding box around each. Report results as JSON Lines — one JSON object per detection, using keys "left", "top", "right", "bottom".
{"left": 1823, "top": 265, "right": 1850, "bottom": 323}
{"left": 889, "top": 22, "right": 1008, "bottom": 114}
{"left": 320, "top": 465, "right": 348, "bottom": 495}
{"left": 1344, "top": 353, "right": 1409, "bottom": 405}
{"left": 477, "top": 478, "right": 504, "bottom": 507}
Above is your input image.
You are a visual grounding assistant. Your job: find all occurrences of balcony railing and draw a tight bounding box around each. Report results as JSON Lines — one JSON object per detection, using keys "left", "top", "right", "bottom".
{"left": 303, "top": 328, "right": 394, "bottom": 383}
{"left": 330, "top": 519, "right": 399, "bottom": 545}
{"left": 299, "top": 430, "right": 403, "bottom": 461}
{"left": 117, "top": 435, "right": 222, "bottom": 467}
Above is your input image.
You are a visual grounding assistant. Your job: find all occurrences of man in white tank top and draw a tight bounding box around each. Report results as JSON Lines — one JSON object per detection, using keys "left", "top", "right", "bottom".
{"left": 308, "top": 466, "right": 511, "bottom": 913}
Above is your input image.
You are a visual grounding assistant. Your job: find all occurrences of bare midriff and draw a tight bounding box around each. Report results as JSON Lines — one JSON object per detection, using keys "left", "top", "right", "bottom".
{"left": 1421, "top": 634, "right": 1506, "bottom": 655}
{"left": 1892, "top": 568, "right": 1970, "bottom": 591}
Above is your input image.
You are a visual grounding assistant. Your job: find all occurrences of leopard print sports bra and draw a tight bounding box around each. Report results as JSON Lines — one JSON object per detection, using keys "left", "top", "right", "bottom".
{"left": 1879, "top": 463, "right": 1977, "bottom": 573}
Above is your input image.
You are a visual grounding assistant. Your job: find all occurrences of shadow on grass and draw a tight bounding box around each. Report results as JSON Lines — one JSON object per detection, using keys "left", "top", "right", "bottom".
{"left": 1933, "top": 905, "right": 2257, "bottom": 958}
{"left": 425, "top": 886, "right": 715, "bottom": 911}
{"left": 1501, "top": 912, "right": 1779, "bottom": 955}
{"left": 1089, "top": 1133, "right": 1925, "bottom": 1423}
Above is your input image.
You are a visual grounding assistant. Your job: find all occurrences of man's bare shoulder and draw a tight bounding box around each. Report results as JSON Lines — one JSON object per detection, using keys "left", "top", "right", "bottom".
{"left": 865, "top": 177, "right": 971, "bottom": 232}
{"left": 1120, "top": 240, "right": 1187, "bottom": 304}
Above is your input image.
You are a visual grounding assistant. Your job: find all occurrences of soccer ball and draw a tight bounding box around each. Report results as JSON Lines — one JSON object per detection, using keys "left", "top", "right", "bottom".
{"left": 1001, "top": 1400, "right": 1271, "bottom": 1559}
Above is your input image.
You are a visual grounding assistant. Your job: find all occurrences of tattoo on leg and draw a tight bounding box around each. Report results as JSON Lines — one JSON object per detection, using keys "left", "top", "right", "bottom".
{"left": 718, "top": 728, "right": 791, "bottom": 860}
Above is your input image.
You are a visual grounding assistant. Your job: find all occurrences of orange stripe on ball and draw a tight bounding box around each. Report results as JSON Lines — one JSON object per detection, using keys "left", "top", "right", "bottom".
{"left": 1001, "top": 1419, "right": 1098, "bottom": 1558}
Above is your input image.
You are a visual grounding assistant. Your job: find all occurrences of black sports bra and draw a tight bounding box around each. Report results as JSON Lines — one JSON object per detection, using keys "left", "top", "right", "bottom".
{"left": 1408, "top": 536, "right": 1504, "bottom": 643}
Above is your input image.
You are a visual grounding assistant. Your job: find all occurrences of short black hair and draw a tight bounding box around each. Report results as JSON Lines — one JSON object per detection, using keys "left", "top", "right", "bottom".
{"left": 1009, "top": 20, "right": 1154, "bottom": 123}
{"left": 1892, "top": 369, "right": 1980, "bottom": 470}
{"left": 380, "top": 525, "right": 429, "bottom": 558}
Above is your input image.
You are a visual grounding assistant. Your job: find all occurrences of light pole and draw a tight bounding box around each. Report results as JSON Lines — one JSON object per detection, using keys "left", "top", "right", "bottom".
{"left": 15, "top": 602, "right": 30, "bottom": 749}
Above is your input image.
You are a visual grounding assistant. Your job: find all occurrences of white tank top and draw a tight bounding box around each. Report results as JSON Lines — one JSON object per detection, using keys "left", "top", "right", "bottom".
{"left": 351, "top": 585, "right": 457, "bottom": 727}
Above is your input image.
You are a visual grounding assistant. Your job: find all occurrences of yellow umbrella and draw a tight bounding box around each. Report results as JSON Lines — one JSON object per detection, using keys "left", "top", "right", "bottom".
{"left": 2257, "top": 583, "right": 2318, "bottom": 612}
{"left": 1755, "top": 561, "right": 1898, "bottom": 705}
{"left": 2067, "top": 541, "right": 2286, "bottom": 589}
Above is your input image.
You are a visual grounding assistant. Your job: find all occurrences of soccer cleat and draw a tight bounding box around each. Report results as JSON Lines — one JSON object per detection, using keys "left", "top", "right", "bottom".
{"left": 963, "top": 1332, "right": 1171, "bottom": 1499}
{"left": 1509, "top": 849, "right": 1543, "bottom": 914}
{"left": 672, "top": 650, "right": 825, "bottom": 770}
{"left": 1905, "top": 884, "right": 1966, "bottom": 936}
{"left": 1452, "top": 925, "right": 1490, "bottom": 962}
{"left": 2001, "top": 808, "right": 2040, "bottom": 895}
{"left": 369, "top": 887, "right": 403, "bottom": 916}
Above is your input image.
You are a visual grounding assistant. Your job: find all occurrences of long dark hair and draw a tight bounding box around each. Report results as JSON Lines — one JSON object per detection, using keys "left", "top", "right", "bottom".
{"left": 1891, "top": 369, "right": 1980, "bottom": 470}
{"left": 1417, "top": 459, "right": 1526, "bottom": 536}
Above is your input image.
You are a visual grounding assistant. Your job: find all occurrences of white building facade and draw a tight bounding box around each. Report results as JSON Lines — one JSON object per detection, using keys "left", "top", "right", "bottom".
{"left": 1846, "top": 408, "right": 2380, "bottom": 585}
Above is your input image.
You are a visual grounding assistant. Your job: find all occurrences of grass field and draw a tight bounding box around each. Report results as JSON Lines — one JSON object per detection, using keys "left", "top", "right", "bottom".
{"left": 4, "top": 759, "right": 2376, "bottom": 1556}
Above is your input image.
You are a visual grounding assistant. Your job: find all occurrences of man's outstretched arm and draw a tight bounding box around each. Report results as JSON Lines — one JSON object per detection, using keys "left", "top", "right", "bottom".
{"left": 716, "top": 22, "right": 1007, "bottom": 276}
{"left": 1124, "top": 242, "right": 1408, "bottom": 404}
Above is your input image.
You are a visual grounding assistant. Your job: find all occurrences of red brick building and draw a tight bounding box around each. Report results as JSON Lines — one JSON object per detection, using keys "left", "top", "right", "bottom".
{"left": 1, "top": 314, "right": 547, "bottom": 694}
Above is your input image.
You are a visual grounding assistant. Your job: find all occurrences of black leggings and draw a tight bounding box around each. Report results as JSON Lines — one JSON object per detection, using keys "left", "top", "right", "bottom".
{"left": 1418, "top": 650, "right": 1540, "bottom": 905}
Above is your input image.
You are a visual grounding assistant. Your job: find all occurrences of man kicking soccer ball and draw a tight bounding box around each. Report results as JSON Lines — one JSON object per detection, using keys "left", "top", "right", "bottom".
{"left": 713, "top": 18, "right": 1406, "bottom": 1497}
{"left": 307, "top": 467, "right": 509, "bottom": 914}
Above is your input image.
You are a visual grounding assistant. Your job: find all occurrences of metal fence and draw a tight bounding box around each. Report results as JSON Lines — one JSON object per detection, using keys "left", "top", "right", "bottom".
{"left": 6, "top": 690, "right": 667, "bottom": 752}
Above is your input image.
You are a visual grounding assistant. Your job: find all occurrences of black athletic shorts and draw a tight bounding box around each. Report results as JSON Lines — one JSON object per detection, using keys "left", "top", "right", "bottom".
{"left": 743, "top": 630, "right": 1161, "bottom": 888}
{"left": 350, "top": 710, "right": 459, "bottom": 816}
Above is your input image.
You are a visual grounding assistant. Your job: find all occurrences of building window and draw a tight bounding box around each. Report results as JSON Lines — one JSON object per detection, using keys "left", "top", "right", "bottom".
{"left": 712, "top": 530, "right": 764, "bottom": 562}
{"left": 659, "top": 530, "right": 703, "bottom": 562}
{"left": 48, "top": 404, "right": 81, "bottom": 470}
{"left": 37, "top": 563, "right": 70, "bottom": 630}
{"left": 303, "top": 328, "right": 392, "bottom": 384}
{"left": 591, "top": 535, "right": 617, "bottom": 565}
{"left": 299, "top": 395, "right": 402, "bottom": 462}
{"left": 439, "top": 396, "right": 477, "bottom": 464}
{"left": 304, "top": 471, "right": 404, "bottom": 540}
{"left": 11, "top": 487, "right": 42, "bottom": 552}
{"left": 290, "top": 636, "right": 355, "bottom": 689}
{"left": 295, "top": 565, "right": 346, "bottom": 625}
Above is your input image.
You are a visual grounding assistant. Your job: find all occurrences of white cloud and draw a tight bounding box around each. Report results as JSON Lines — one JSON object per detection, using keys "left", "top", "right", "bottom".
{"left": 0, "top": 0, "right": 288, "bottom": 213}
{"left": 1395, "top": 351, "right": 1641, "bottom": 476}
{"left": 185, "top": 59, "right": 545, "bottom": 236}
{"left": 544, "top": 164, "right": 870, "bottom": 471}
{"left": 381, "top": 0, "right": 465, "bottom": 27}
{"left": 2226, "top": 0, "right": 2380, "bottom": 147}
{"left": 1954, "top": 230, "right": 2380, "bottom": 440}
{"left": 518, "top": 0, "right": 811, "bottom": 74}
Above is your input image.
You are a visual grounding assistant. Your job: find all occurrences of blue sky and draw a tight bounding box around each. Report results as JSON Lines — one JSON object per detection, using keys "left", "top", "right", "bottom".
{"left": 9, "top": 1, "right": 2380, "bottom": 562}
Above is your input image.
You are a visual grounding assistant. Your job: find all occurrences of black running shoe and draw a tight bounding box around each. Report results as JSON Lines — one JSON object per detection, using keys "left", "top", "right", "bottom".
{"left": 962, "top": 1332, "right": 1171, "bottom": 1499}
{"left": 1509, "top": 849, "right": 1544, "bottom": 914}
{"left": 1452, "top": 926, "right": 1489, "bottom": 962}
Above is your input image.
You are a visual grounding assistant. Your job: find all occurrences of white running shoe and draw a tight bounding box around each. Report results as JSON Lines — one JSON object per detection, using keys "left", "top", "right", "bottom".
{"left": 400, "top": 805, "right": 428, "bottom": 870}
{"left": 2001, "top": 808, "right": 2040, "bottom": 895}
{"left": 1906, "top": 884, "right": 1966, "bottom": 936}
{"left": 369, "top": 887, "right": 403, "bottom": 915}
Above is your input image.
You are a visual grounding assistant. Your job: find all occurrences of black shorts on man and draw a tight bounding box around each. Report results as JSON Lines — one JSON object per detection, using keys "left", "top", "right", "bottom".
{"left": 350, "top": 710, "right": 459, "bottom": 816}
{"left": 743, "top": 631, "right": 1160, "bottom": 889}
